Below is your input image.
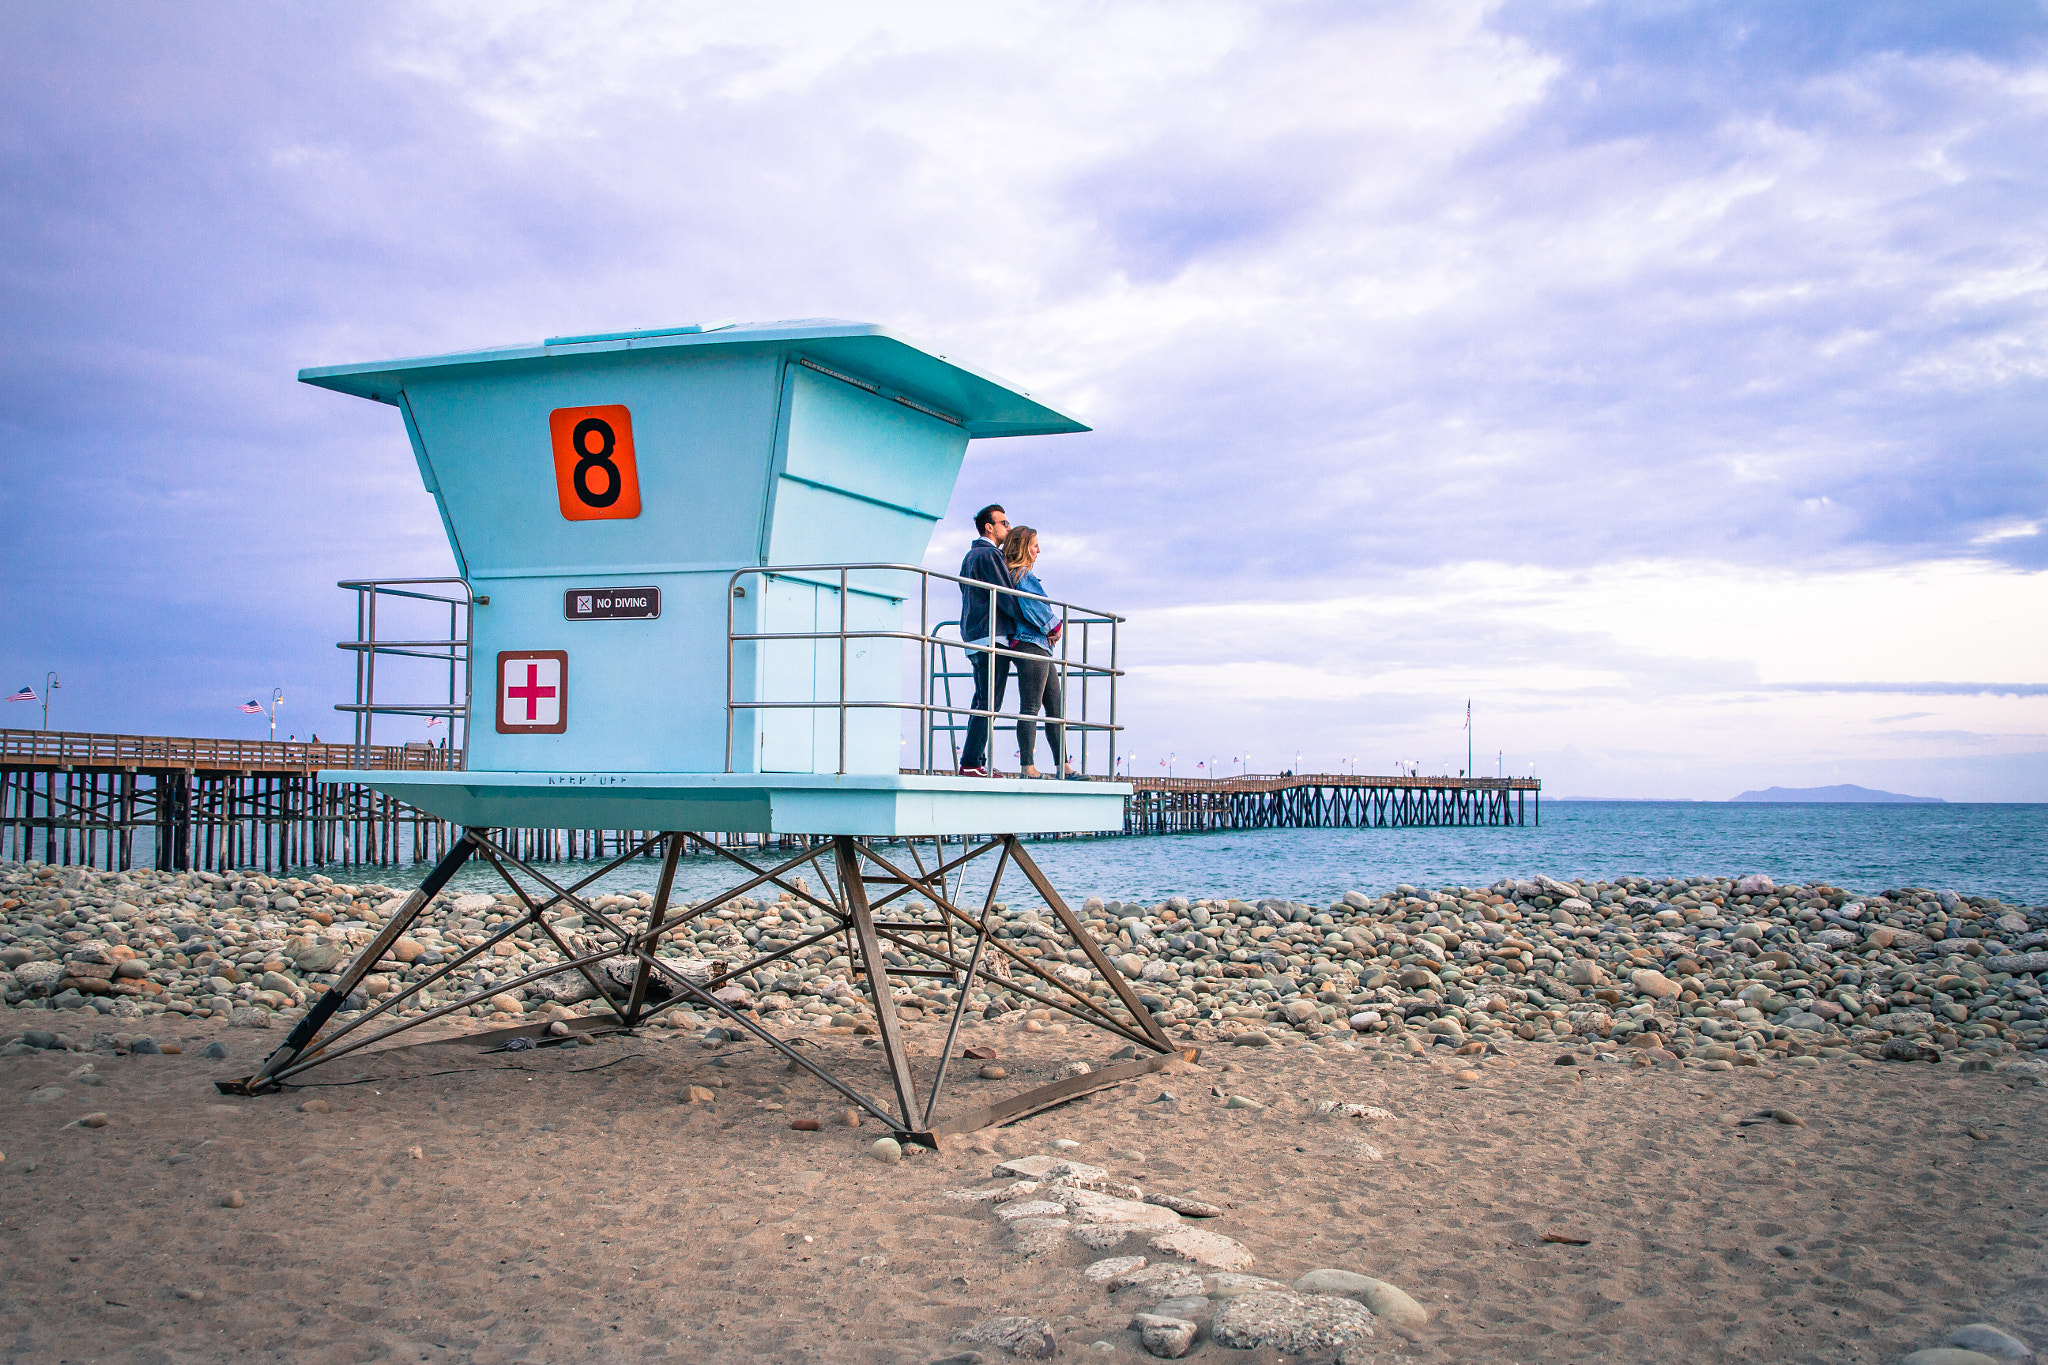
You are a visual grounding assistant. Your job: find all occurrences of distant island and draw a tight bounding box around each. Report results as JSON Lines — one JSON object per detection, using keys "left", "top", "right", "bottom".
{"left": 1731, "top": 784, "right": 1944, "bottom": 804}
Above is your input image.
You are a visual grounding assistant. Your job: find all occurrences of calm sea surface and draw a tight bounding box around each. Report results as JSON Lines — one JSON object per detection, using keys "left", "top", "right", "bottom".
{"left": 324, "top": 801, "right": 2048, "bottom": 908}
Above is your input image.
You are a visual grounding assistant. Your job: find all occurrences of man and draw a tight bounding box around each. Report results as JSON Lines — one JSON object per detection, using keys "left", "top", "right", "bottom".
{"left": 957, "top": 503, "right": 1014, "bottom": 776}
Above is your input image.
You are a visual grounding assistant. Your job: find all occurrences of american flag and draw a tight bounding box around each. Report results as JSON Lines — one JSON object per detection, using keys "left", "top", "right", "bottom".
{"left": 7, "top": 685, "right": 34, "bottom": 703}
{"left": 426, "top": 716, "right": 442, "bottom": 727}
{"left": 239, "top": 700, "right": 264, "bottom": 714}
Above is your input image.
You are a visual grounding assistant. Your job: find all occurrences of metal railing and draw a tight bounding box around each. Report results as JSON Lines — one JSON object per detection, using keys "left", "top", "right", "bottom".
{"left": 334, "top": 578, "right": 473, "bottom": 770}
{"left": 0, "top": 728, "right": 461, "bottom": 773}
{"left": 1135, "top": 774, "right": 1543, "bottom": 792}
{"left": 726, "top": 563, "right": 1122, "bottom": 777}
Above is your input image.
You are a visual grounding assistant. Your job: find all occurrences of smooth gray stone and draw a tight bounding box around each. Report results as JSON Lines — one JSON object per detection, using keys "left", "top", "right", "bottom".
{"left": 1293, "top": 1269, "right": 1429, "bottom": 1326}
{"left": 1129, "top": 1314, "right": 1198, "bottom": 1359}
{"left": 1900, "top": 1352, "right": 2005, "bottom": 1365}
{"left": 1150, "top": 1296, "right": 1209, "bottom": 1322}
{"left": 1947, "top": 1325, "right": 2034, "bottom": 1361}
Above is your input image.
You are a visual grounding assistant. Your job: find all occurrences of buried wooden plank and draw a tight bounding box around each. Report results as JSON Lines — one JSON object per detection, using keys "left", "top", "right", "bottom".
{"left": 924, "top": 1048, "right": 1199, "bottom": 1138}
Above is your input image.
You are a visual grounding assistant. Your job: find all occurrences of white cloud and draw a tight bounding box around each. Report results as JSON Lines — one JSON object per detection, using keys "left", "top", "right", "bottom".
{"left": 2, "top": 1, "right": 2043, "bottom": 797}
{"left": 1112, "top": 560, "right": 2048, "bottom": 796}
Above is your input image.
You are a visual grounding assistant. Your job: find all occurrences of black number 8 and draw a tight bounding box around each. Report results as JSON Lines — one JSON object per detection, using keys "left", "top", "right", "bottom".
{"left": 570, "top": 417, "right": 620, "bottom": 508}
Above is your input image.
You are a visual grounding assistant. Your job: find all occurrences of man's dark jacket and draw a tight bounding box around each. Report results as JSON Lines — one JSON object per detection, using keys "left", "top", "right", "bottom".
{"left": 958, "top": 539, "right": 1016, "bottom": 642}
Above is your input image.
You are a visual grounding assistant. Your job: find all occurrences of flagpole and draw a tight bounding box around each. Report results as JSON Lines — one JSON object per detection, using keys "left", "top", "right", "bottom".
{"left": 43, "top": 672, "right": 59, "bottom": 732}
{"left": 1466, "top": 699, "right": 1472, "bottom": 781}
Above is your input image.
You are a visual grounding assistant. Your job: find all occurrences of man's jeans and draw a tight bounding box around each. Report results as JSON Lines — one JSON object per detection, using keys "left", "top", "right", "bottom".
{"left": 959, "top": 639, "right": 1011, "bottom": 771}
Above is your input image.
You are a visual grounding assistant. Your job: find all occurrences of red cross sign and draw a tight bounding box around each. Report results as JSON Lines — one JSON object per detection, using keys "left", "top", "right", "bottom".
{"left": 495, "top": 651, "right": 567, "bottom": 734}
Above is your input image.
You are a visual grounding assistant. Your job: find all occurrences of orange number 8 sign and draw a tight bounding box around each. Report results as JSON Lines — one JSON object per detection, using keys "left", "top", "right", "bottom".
{"left": 549, "top": 405, "right": 642, "bottom": 520}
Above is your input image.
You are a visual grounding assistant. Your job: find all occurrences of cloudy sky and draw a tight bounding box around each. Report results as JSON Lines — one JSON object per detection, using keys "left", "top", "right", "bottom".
{"left": 2, "top": 0, "right": 2043, "bottom": 799}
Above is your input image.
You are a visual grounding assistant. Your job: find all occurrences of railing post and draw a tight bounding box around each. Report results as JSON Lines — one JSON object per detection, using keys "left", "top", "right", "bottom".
{"left": 726, "top": 570, "right": 737, "bottom": 773}
{"left": 918, "top": 570, "right": 930, "bottom": 774}
{"left": 838, "top": 566, "right": 849, "bottom": 775}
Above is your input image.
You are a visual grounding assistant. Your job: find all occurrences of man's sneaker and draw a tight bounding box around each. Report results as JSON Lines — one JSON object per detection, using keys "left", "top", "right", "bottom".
{"left": 958, "top": 766, "right": 989, "bottom": 777}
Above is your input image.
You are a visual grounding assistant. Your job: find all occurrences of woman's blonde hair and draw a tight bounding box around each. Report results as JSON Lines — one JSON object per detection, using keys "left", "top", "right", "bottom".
{"left": 1001, "top": 525, "right": 1038, "bottom": 577}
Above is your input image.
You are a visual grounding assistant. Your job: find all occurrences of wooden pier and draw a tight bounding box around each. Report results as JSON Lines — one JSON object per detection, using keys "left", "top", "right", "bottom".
{"left": 1124, "top": 773, "right": 1539, "bottom": 834}
{"left": 1, "top": 731, "right": 1541, "bottom": 873}
{"left": 0, "top": 729, "right": 456, "bottom": 873}
{"left": 0, "top": 730, "right": 721, "bottom": 874}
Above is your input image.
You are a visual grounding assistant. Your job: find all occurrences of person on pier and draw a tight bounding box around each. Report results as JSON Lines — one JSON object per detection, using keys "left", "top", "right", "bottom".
{"left": 1002, "top": 525, "right": 1083, "bottom": 780}
{"left": 957, "top": 504, "right": 1016, "bottom": 776}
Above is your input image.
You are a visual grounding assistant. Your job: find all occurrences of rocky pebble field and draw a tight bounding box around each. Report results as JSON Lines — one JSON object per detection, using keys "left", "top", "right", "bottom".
{"left": 938, "top": 1148, "right": 1423, "bottom": 1360}
{"left": 3, "top": 860, "right": 2045, "bottom": 1075}
{"left": 931, "top": 1144, "right": 2040, "bottom": 1363}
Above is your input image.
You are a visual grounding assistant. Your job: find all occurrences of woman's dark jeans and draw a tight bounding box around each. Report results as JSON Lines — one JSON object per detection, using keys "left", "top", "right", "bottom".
{"left": 1012, "top": 642, "right": 1065, "bottom": 770}
{"left": 959, "top": 645, "right": 1011, "bottom": 771}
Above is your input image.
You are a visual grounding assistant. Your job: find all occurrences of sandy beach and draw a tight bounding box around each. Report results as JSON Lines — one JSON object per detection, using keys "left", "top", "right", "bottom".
{"left": 2, "top": 1005, "right": 2043, "bottom": 1365}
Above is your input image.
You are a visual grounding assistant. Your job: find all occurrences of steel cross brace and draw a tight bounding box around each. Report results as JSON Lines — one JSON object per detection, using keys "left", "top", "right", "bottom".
{"left": 216, "top": 828, "right": 1190, "bottom": 1141}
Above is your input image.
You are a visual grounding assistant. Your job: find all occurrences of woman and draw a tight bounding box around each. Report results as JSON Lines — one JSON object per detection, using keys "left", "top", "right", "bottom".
{"left": 1000, "top": 526, "right": 1084, "bottom": 780}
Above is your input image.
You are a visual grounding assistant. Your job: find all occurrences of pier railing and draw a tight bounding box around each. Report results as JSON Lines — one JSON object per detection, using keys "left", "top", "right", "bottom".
{"left": 0, "top": 728, "right": 459, "bottom": 774}
{"left": 1132, "top": 774, "right": 1540, "bottom": 793}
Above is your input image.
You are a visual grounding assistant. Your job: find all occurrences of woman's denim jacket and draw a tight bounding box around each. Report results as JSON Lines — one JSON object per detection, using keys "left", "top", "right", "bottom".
{"left": 1009, "top": 570, "right": 1060, "bottom": 650}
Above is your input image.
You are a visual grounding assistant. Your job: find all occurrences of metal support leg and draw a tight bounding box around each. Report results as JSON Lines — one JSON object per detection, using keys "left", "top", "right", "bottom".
{"left": 836, "top": 836, "right": 920, "bottom": 1130}
{"left": 922, "top": 840, "right": 1008, "bottom": 1130}
{"left": 625, "top": 833, "right": 683, "bottom": 1024}
{"left": 226, "top": 829, "right": 480, "bottom": 1093}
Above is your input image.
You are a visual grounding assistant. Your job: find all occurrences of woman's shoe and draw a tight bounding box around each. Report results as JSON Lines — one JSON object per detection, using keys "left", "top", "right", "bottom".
{"left": 1061, "top": 769, "right": 1088, "bottom": 781}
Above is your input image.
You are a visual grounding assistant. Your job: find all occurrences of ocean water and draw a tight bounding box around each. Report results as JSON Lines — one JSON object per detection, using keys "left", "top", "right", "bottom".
{"left": 329, "top": 801, "right": 2048, "bottom": 909}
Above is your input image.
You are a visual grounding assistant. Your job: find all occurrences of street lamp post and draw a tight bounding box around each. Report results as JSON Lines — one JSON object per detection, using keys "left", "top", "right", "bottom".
{"left": 41, "top": 672, "right": 60, "bottom": 732}
{"left": 268, "top": 688, "right": 284, "bottom": 742}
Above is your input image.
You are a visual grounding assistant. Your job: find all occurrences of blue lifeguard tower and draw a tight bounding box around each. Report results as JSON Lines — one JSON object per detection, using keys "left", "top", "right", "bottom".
{"left": 228, "top": 319, "right": 1178, "bottom": 1138}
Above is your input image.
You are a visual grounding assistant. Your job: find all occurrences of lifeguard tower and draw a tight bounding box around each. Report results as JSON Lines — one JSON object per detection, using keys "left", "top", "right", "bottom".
{"left": 224, "top": 319, "right": 1180, "bottom": 1140}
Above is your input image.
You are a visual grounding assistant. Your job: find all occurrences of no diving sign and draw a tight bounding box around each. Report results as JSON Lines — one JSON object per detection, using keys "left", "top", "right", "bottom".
{"left": 497, "top": 651, "right": 567, "bottom": 734}
{"left": 564, "top": 586, "right": 660, "bottom": 621}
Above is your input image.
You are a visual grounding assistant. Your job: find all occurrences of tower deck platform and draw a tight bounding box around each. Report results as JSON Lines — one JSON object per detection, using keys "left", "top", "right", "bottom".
{"left": 316, "top": 769, "right": 1131, "bottom": 837}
